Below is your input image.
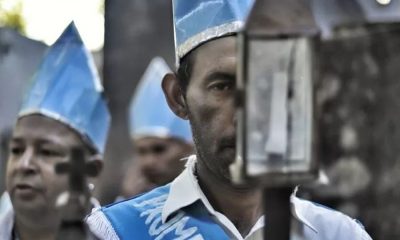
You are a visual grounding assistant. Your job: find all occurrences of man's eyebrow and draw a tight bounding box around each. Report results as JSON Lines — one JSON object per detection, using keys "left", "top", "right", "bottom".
{"left": 10, "top": 137, "right": 23, "bottom": 144}
{"left": 205, "top": 71, "right": 235, "bottom": 83}
{"left": 11, "top": 136, "right": 61, "bottom": 146}
{"left": 37, "top": 138, "right": 62, "bottom": 145}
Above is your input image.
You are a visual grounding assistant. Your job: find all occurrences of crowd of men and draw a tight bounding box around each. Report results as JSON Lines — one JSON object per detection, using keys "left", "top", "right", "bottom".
{"left": 0, "top": 0, "right": 373, "bottom": 239}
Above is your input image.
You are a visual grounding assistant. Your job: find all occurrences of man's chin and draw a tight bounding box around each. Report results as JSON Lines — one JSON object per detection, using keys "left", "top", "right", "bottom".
{"left": 216, "top": 153, "right": 260, "bottom": 190}
{"left": 229, "top": 180, "right": 260, "bottom": 191}
{"left": 218, "top": 148, "right": 236, "bottom": 163}
{"left": 13, "top": 199, "right": 48, "bottom": 216}
{"left": 213, "top": 154, "right": 236, "bottom": 182}
{"left": 216, "top": 169, "right": 259, "bottom": 191}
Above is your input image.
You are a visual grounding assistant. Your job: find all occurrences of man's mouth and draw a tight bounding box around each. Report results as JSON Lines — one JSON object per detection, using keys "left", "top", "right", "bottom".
{"left": 219, "top": 143, "right": 236, "bottom": 157}
{"left": 16, "top": 183, "right": 34, "bottom": 189}
{"left": 221, "top": 146, "right": 235, "bottom": 152}
{"left": 219, "top": 138, "right": 236, "bottom": 150}
{"left": 142, "top": 168, "right": 163, "bottom": 182}
{"left": 13, "top": 183, "right": 39, "bottom": 198}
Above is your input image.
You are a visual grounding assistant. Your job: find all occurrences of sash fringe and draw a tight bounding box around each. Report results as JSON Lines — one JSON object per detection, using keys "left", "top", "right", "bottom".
{"left": 86, "top": 209, "right": 120, "bottom": 240}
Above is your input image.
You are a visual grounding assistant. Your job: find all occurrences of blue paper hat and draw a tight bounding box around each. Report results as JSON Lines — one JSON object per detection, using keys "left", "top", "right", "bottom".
{"left": 129, "top": 57, "right": 192, "bottom": 143}
{"left": 18, "top": 22, "right": 111, "bottom": 154}
{"left": 173, "top": 0, "right": 255, "bottom": 64}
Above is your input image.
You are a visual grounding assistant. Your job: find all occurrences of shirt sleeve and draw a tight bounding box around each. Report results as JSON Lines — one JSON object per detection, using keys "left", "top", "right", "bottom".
{"left": 291, "top": 196, "right": 373, "bottom": 240}
{"left": 354, "top": 219, "right": 373, "bottom": 240}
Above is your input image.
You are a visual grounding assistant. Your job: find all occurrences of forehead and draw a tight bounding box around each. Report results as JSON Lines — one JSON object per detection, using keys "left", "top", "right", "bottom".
{"left": 13, "top": 114, "right": 82, "bottom": 146}
{"left": 134, "top": 137, "right": 172, "bottom": 146}
{"left": 191, "top": 36, "right": 237, "bottom": 79}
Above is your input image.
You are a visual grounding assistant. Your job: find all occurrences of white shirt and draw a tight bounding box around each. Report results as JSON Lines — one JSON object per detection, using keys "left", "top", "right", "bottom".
{"left": 87, "top": 155, "right": 372, "bottom": 240}
{"left": 0, "top": 192, "right": 14, "bottom": 240}
{"left": 162, "top": 156, "right": 264, "bottom": 240}
{"left": 0, "top": 192, "right": 12, "bottom": 218}
{"left": 162, "top": 156, "right": 372, "bottom": 240}
{"left": 0, "top": 192, "right": 100, "bottom": 240}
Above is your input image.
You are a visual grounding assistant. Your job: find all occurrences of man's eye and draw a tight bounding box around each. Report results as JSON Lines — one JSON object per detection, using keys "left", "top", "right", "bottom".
{"left": 209, "top": 82, "right": 233, "bottom": 92}
{"left": 152, "top": 144, "right": 167, "bottom": 154}
{"left": 136, "top": 144, "right": 168, "bottom": 156}
{"left": 10, "top": 146, "right": 24, "bottom": 156}
{"left": 40, "top": 149, "right": 62, "bottom": 157}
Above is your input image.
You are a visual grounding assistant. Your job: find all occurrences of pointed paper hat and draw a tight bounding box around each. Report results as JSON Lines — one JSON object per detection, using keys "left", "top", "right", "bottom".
{"left": 173, "top": 0, "right": 255, "bottom": 64}
{"left": 129, "top": 57, "right": 192, "bottom": 143}
{"left": 18, "top": 22, "right": 111, "bottom": 154}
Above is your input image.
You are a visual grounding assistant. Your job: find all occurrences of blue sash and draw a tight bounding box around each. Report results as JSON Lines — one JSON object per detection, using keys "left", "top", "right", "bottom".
{"left": 102, "top": 185, "right": 230, "bottom": 240}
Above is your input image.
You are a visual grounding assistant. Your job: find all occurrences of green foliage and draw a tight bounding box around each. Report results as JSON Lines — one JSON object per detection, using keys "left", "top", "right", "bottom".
{"left": 0, "top": 0, "right": 26, "bottom": 34}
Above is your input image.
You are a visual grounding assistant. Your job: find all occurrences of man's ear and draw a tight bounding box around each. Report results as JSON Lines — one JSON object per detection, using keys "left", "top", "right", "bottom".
{"left": 162, "top": 73, "right": 188, "bottom": 120}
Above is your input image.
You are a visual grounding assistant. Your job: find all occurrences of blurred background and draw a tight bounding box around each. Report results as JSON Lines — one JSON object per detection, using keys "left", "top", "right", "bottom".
{"left": 1, "top": 0, "right": 400, "bottom": 239}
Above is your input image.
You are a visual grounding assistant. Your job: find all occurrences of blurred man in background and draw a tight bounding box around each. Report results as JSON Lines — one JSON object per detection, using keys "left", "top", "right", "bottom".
{"left": 121, "top": 57, "right": 193, "bottom": 198}
{"left": 0, "top": 22, "right": 110, "bottom": 240}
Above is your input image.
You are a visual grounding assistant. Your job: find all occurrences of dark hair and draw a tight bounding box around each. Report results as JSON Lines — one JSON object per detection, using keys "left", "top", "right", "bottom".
{"left": 176, "top": 51, "right": 195, "bottom": 94}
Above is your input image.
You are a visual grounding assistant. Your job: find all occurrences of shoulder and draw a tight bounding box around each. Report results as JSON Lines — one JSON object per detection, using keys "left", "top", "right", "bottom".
{"left": 86, "top": 185, "right": 171, "bottom": 240}
{"left": 292, "top": 196, "right": 372, "bottom": 240}
{"left": 0, "top": 192, "right": 12, "bottom": 217}
{"left": 0, "top": 202, "right": 14, "bottom": 240}
{"left": 105, "top": 184, "right": 170, "bottom": 216}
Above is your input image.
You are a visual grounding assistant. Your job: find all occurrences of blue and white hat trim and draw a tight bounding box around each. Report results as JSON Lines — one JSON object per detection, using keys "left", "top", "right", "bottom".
{"left": 173, "top": 0, "right": 255, "bottom": 65}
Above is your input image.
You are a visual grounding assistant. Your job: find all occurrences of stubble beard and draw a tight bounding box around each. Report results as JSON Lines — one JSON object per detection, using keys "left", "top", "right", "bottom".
{"left": 187, "top": 113, "right": 233, "bottom": 183}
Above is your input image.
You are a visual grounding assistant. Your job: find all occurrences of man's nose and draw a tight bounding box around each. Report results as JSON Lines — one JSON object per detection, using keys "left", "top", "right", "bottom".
{"left": 232, "top": 108, "right": 238, "bottom": 125}
{"left": 229, "top": 97, "right": 237, "bottom": 126}
{"left": 16, "top": 148, "right": 37, "bottom": 174}
{"left": 140, "top": 154, "right": 158, "bottom": 167}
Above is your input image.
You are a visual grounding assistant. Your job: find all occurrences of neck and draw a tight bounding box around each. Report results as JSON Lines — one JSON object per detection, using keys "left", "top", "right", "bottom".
{"left": 196, "top": 160, "right": 263, "bottom": 237}
{"left": 15, "top": 213, "right": 60, "bottom": 240}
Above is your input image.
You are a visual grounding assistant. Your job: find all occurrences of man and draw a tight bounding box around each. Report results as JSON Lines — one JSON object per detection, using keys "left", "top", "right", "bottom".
{"left": 121, "top": 57, "right": 193, "bottom": 198}
{"left": 0, "top": 22, "right": 110, "bottom": 240}
{"left": 86, "top": 1, "right": 372, "bottom": 239}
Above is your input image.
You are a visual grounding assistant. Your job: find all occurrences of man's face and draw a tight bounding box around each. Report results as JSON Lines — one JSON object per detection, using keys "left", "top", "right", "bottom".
{"left": 185, "top": 36, "right": 237, "bottom": 182}
{"left": 6, "top": 114, "right": 90, "bottom": 217}
{"left": 134, "top": 136, "right": 192, "bottom": 185}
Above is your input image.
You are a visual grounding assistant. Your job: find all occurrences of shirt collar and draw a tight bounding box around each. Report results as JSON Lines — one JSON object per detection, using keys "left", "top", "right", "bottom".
{"left": 161, "top": 155, "right": 318, "bottom": 234}
{"left": 291, "top": 193, "right": 318, "bottom": 233}
{"left": 0, "top": 193, "right": 14, "bottom": 240}
{"left": 161, "top": 155, "right": 204, "bottom": 223}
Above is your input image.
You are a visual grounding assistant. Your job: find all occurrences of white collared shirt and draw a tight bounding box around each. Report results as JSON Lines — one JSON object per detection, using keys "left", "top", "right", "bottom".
{"left": 0, "top": 192, "right": 14, "bottom": 240}
{"left": 0, "top": 192, "right": 12, "bottom": 218}
{"left": 162, "top": 156, "right": 264, "bottom": 240}
{"left": 161, "top": 155, "right": 372, "bottom": 240}
{"left": 0, "top": 192, "right": 101, "bottom": 240}
{"left": 87, "top": 155, "right": 372, "bottom": 240}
